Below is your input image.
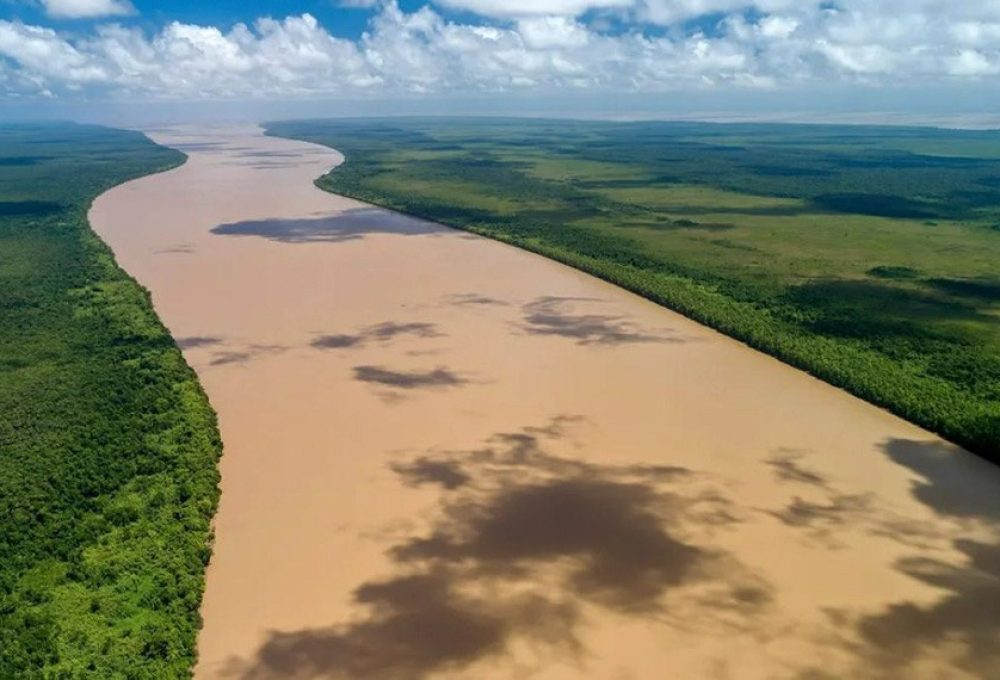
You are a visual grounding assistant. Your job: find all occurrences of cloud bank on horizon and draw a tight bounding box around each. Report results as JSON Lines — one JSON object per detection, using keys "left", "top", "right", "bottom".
{"left": 1, "top": 0, "right": 999, "bottom": 102}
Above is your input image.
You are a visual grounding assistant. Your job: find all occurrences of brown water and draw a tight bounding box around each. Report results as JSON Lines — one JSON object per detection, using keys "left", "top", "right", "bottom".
{"left": 89, "top": 126, "right": 1000, "bottom": 680}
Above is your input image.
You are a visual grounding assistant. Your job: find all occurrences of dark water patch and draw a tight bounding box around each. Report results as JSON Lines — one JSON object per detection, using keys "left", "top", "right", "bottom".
{"left": 211, "top": 208, "right": 447, "bottom": 244}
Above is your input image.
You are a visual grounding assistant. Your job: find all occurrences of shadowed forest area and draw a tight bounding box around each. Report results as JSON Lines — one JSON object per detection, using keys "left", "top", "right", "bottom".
{"left": 0, "top": 124, "right": 220, "bottom": 677}
{"left": 267, "top": 118, "right": 1000, "bottom": 460}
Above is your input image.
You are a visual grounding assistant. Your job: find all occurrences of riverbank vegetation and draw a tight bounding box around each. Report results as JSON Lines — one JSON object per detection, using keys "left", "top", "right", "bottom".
{"left": 267, "top": 118, "right": 1000, "bottom": 460}
{"left": 0, "top": 124, "right": 220, "bottom": 677}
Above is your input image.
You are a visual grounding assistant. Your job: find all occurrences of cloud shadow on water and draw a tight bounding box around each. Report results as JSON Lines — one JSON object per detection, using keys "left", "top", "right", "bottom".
{"left": 209, "top": 343, "right": 287, "bottom": 367}
{"left": 841, "top": 439, "right": 1000, "bottom": 677}
{"left": 391, "top": 457, "right": 471, "bottom": 490}
{"left": 760, "top": 441, "right": 1000, "bottom": 676}
{"left": 352, "top": 365, "right": 467, "bottom": 390}
{"left": 880, "top": 438, "right": 1000, "bottom": 522}
{"left": 520, "top": 296, "right": 687, "bottom": 346}
{"left": 448, "top": 293, "right": 510, "bottom": 307}
{"left": 175, "top": 335, "right": 222, "bottom": 350}
{"left": 211, "top": 208, "right": 448, "bottom": 244}
{"left": 224, "top": 418, "right": 770, "bottom": 679}
{"left": 312, "top": 322, "right": 443, "bottom": 352}
{"left": 153, "top": 243, "right": 196, "bottom": 255}
{"left": 857, "top": 537, "right": 1000, "bottom": 678}
{"left": 312, "top": 334, "right": 364, "bottom": 349}
{"left": 763, "top": 448, "right": 943, "bottom": 550}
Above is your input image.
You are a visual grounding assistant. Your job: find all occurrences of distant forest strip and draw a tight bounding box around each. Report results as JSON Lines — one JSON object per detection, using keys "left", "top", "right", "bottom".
{"left": 0, "top": 124, "right": 221, "bottom": 677}
{"left": 267, "top": 118, "right": 1000, "bottom": 460}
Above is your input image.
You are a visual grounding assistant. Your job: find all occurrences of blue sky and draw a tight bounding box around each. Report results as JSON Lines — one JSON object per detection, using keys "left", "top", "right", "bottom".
{"left": 2, "top": 1, "right": 1000, "bottom": 124}
{"left": 2, "top": 1, "right": 530, "bottom": 38}
{"left": 6, "top": 1, "right": 413, "bottom": 37}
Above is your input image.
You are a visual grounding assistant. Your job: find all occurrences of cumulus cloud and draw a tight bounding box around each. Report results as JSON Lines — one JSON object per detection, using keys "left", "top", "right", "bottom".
{"left": 1, "top": 0, "right": 1000, "bottom": 100}
{"left": 517, "top": 16, "right": 590, "bottom": 49}
{"left": 42, "top": 0, "right": 135, "bottom": 19}
{"left": 434, "top": 0, "right": 633, "bottom": 17}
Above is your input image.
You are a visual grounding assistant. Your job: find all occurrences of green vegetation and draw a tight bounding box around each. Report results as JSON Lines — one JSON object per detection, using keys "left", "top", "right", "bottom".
{"left": 0, "top": 124, "right": 220, "bottom": 677}
{"left": 267, "top": 118, "right": 1000, "bottom": 460}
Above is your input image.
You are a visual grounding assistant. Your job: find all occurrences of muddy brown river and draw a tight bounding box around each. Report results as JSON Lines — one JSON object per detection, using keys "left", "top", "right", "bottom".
{"left": 89, "top": 125, "right": 1000, "bottom": 679}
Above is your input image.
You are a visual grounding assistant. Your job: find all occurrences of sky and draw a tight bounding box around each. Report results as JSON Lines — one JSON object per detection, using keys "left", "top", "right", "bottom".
{"left": 2, "top": 0, "right": 1000, "bottom": 124}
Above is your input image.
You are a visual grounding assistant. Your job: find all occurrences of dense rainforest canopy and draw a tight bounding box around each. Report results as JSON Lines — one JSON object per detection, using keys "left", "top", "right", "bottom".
{"left": 0, "top": 124, "right": 220, "bottom": 678}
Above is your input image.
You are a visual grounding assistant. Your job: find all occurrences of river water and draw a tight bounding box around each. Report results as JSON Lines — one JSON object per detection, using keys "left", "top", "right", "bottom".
{"left": 89, "top": 125, "right": 1000, "bottom": 679}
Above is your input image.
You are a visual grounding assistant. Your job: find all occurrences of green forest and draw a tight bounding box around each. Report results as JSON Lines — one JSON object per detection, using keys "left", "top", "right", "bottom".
{"left": 267, "top": 118, "right": 1000, "bottom": 460}
{"left": 0, "top": 124, "right": 220, "bottom": 677}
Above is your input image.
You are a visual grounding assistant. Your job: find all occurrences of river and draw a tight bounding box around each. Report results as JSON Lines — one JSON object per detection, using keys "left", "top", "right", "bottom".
{"left": 89, "top": 125, "right": 1000, "bottom": 680}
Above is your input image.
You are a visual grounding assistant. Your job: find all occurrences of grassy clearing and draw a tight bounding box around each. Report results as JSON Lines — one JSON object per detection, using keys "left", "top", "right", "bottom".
{"left": 0, "top": 123, "right": 221, "bottom": 678}
{"left": 267, "top": 117, "right": 1000, "bottom": 460}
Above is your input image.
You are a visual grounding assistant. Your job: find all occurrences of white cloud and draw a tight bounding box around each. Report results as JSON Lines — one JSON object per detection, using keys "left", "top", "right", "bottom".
{"left": 517, "top": 16, "right": 590, "bottom": 49}
{"left": 433, "top": 0, "right": 633, "bottom": 17}
{"left": 42, "top": 0, "right": 135, "bottom": 19}
{"left": 0, "top": 21, "right": 107, "bottom": 82}
{"left": 637, "top": 0, "right": 799, "bottom": 25}
{"left": 2, "top": 1, "right": 1000, "bottom": 100}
